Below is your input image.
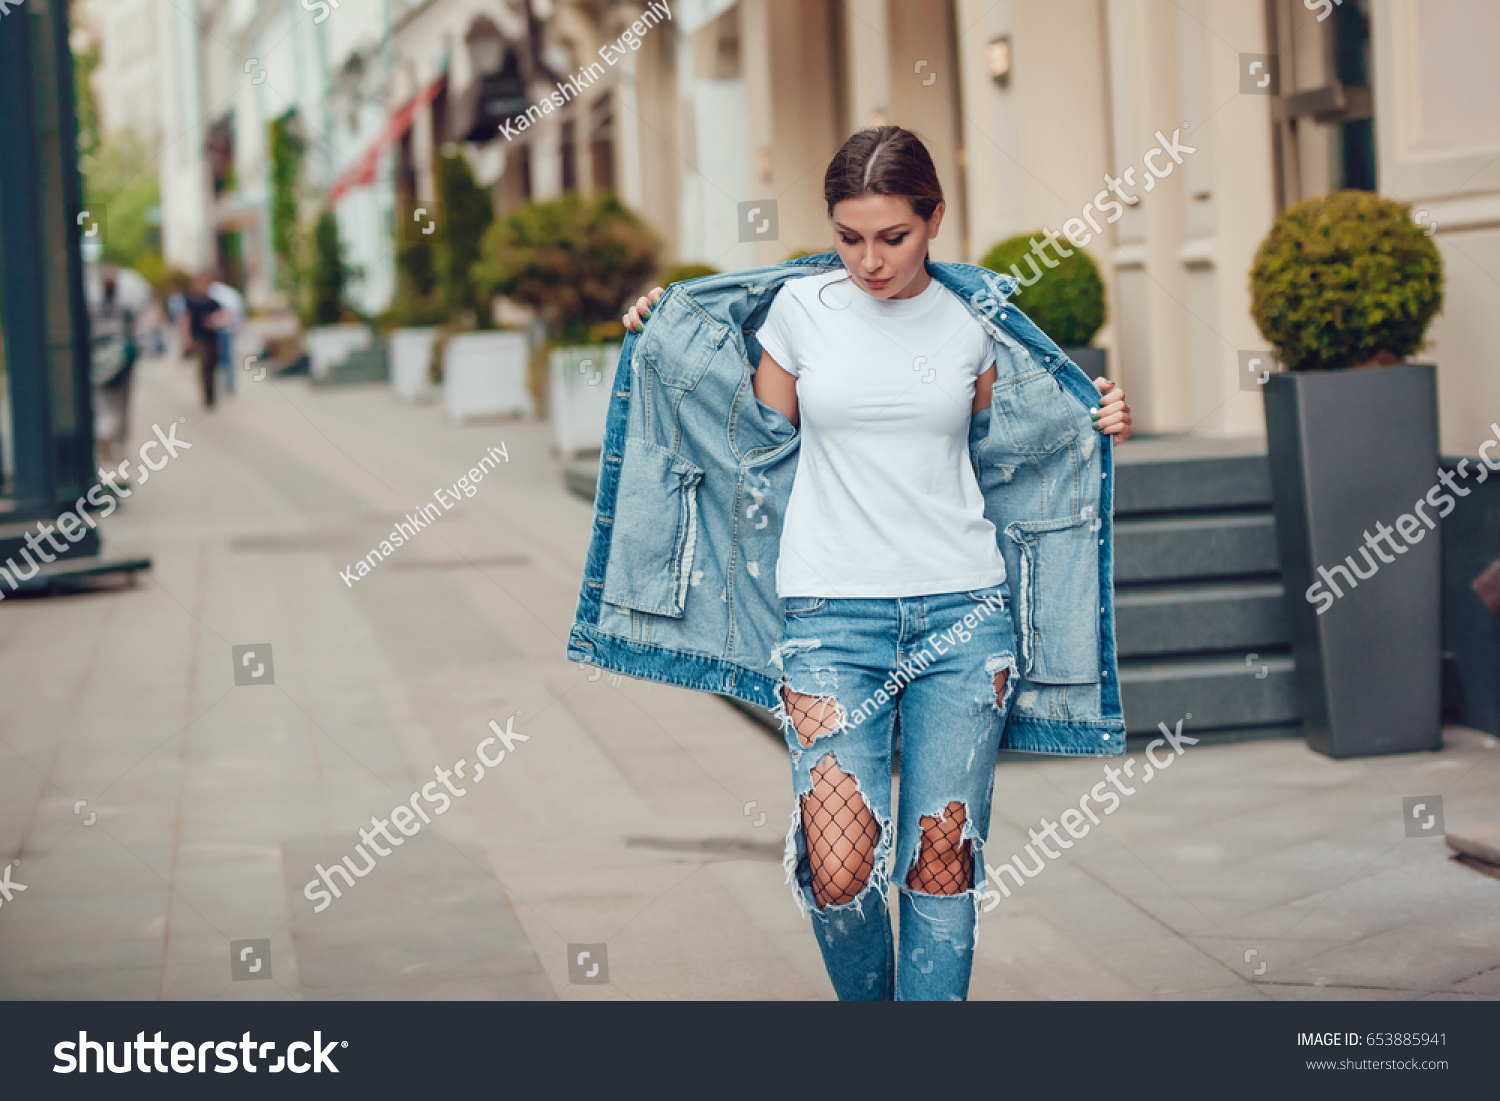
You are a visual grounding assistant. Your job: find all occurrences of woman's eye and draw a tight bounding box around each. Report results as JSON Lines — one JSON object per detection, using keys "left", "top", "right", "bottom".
{"left": 839, "top": 235, "right": 860, "bottom": 245}
{"left": 883, "top": 234, "right": 908, "bottom": 246}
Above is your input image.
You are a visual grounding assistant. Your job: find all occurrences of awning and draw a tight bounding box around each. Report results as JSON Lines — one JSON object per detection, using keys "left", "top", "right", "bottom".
{"left": 327, "top": 74, "right": 448, "bottom": 204}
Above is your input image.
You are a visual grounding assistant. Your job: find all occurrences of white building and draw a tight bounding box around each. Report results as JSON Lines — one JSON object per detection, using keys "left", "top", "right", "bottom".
{"left": 120, "top": 0, "right": 1498, "bottom": 451}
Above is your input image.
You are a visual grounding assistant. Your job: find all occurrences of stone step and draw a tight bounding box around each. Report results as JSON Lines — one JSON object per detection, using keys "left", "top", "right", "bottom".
{"left": 1116, "top": 581, "right": 1290, "bottom": 658}
{"left": 1118, "top": 653, "right": 1299, "bottom": 734}
{"left": 1115, "top": 513, "right": 1279, "bottom": 583}
{"left": 1114, "top": 441, "right": 1271, "bottom": 515}
{"left": 311, "top": 345, "right": 389, "bottom": 386}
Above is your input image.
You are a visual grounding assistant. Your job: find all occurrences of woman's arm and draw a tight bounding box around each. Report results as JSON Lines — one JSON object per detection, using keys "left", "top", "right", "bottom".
{"left": 753, "top": 350, "right": 799, "bottom": 427}
{"left": 972, "top": 362, "right": 997, "bottom": 413}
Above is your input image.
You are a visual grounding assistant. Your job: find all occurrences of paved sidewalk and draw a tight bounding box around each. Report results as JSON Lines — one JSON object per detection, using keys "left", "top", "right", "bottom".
{"left": 1, "top": 355, "right": 1496, "bottom": 1001}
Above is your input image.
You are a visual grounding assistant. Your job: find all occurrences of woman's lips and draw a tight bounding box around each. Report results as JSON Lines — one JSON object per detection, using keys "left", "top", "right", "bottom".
{"left": 862, "top": 275, "right": 891, "bottom": 290}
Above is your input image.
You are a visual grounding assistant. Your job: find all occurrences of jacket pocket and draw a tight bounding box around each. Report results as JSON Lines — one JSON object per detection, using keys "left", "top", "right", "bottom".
{"left": 987, "top": 367, "right": 1079, "bottom": 455}
{"left": 638, "top": 296, "right": 730, "bottom": 390}
{"left": 1007, "top": 517, "right": 1100, "bottom": 684}
{"left": 601, "top": 437, "right": 705, "bottom": 618}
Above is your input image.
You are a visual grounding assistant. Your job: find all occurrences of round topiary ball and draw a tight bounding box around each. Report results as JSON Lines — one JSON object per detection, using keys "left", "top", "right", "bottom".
{"left": 1249, "top": 190, "right": 1443, "bottom": 371}
{"left": 980, "top": 232, "right": 1106, "bottom": 347}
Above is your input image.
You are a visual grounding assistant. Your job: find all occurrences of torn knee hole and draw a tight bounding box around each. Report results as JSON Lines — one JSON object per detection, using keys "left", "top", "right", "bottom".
{"left": 906, "top": 800, "right": 974, "bottom": 896}
{"left": 781, "top": 686, "right": 845, "bottom": 748}
{"left": 801, "top": 754, "right": 879, "bottom": 908}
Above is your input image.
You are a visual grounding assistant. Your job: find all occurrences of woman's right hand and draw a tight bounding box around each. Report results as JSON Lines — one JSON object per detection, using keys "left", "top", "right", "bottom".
{"left": 623, "top": 286, "right": 665, "bottom": 333}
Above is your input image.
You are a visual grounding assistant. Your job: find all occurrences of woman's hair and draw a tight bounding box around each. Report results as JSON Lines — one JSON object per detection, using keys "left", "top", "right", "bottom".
{"left": 823, "top": 126, "right": 944, "bottom": 221}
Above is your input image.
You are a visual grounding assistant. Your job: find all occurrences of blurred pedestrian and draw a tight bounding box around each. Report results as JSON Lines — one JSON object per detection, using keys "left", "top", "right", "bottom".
{"left": 179, "top": 273, "right": 227, "bottom": 408}
{"left": 208, "top": 276, "right": 246, "bottom": 395}
{"left": 88, "top": 265, "right": 140, "bottom": 466}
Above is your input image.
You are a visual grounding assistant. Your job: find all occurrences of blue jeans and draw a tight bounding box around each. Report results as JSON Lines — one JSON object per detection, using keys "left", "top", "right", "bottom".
{"left": 772, "top": 582, "right": 1017, "bottom": 1001}
{"left": 218, "top": 329, "right": 236, "bottom": 393}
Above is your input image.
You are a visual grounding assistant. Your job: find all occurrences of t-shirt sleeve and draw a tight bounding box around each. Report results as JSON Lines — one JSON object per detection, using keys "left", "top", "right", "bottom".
{"left": 754, "top": 287, "right": 799, "bottom": 376}
{"left": 979, "top": 334, "right": 997, "bottom": 376}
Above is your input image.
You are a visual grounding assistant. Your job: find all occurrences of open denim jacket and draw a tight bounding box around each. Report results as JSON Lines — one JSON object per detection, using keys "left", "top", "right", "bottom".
{"left": 566, "top": 253, "right": 1126, "bottom": 756}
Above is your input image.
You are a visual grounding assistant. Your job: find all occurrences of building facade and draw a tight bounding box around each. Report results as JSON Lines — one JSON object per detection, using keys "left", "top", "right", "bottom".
{"left": 112, "top": 0, "right": 1498, "bottom": 451}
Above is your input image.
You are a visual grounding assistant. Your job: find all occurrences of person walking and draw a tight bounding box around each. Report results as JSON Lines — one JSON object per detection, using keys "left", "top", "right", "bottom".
{"left": 208, "top": 276, "right": 246, "bottom": 395}
{"left": 608, "top": 126, "right": 1133, "bottom": 1001}
{"left": 87, "top": 266, "right": 140, "bottom": 466}
{"left": 180, "top": 273, "right": 226, "bottom": 408}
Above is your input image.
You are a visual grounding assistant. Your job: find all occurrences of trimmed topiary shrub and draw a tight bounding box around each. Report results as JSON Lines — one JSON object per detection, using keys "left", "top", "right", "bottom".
{"left": 980, "top": 232, "right": 1106, "bottom": 347}
{"left": 1249, "top": 190, "right": 1443, "bottom": 371}
{"left": 475, "top": 192, "right": 659, "bottom": 345}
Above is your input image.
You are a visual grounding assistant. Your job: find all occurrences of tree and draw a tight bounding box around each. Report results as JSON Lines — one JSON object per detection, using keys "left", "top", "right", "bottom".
{"left": 307, "top": 210, "right": 347, "bottom": 325}
{"left": 270, "top": 110, "right": 306, "bottom": 302}
{"left": 435, "top": 148, "right": 495, "bottom": 325}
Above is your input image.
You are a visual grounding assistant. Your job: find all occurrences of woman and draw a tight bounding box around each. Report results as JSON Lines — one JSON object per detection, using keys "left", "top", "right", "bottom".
{"left": 613, "top": 126, "right": 1131, "bottom": 1001}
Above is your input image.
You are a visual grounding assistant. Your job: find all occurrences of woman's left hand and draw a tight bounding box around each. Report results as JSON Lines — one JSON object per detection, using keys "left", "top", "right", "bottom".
{"left": 1092, "top": 377, "right": 1133, "bottom": 443}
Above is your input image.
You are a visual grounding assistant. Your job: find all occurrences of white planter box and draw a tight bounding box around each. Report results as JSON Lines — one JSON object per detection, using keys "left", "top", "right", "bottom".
{"left": 389, "top": 327, "right": 439, "bottom": 401}
{"left": 549, "top": 344, "right": 621, "bottom": 458}
{"left": 306, "top": 325, "right": 373, "bottom": 380}
{"left": 443, "top": 331, "right": 533, "bottom": 422}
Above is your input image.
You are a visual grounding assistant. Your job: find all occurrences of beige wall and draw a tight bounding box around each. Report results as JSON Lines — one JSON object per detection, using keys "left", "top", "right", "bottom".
{"left": 1373, "top": 0, "right": 1500, "bottom": 455}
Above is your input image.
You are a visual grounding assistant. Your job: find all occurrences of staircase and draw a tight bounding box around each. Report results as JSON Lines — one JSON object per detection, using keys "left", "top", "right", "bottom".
{"left": 1112, "top": 436, "right": 1300, "bottom": 743}
{"left": 309, "top": 343, "right": 389, "bottom": 387}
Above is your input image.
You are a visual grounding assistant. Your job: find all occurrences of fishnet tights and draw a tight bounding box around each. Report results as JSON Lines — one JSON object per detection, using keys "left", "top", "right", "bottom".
{"left": 783, "top": 670, "right": 1005, "bottom": 908}
{"left": 781, "top": 689, "right": 844, "bottom": 748}
{"left": 802, "top": 754, "right": 881, "bottom": 908}
{"left": 906, "top": 801, "right": 973, "bottom": 894}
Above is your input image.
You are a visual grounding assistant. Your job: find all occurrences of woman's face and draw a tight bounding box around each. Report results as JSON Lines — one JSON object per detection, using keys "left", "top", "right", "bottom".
{"left": 830, "top": 194, "right": 944, "bottom": 300}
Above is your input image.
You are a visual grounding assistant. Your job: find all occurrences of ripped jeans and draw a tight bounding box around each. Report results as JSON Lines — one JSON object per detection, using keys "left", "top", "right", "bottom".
{"left": 772, "top": 582, "right": 1017, "bottom": 1001}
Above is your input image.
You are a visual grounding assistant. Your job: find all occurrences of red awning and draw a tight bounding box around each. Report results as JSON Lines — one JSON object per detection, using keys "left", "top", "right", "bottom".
{"left": 327, "top": 73, "right": 447, "bottom": 204}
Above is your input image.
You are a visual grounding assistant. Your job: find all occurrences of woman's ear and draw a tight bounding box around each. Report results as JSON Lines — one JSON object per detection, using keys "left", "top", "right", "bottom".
{"left": 927, "top": 198, "right": 946, "bottom": 240}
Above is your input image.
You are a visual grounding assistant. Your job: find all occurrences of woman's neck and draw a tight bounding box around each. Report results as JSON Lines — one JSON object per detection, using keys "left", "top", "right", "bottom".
{"left": 888, "top": 266, "right": 932, "bottom": 300}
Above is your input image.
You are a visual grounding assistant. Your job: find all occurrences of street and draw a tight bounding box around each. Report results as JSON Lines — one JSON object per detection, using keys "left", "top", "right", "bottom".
{"left": 2, "top": 351, "right": 1497, "bottom": 1001}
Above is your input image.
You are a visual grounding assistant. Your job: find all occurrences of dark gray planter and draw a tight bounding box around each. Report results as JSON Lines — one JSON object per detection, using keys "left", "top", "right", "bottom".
{"left": 1263, "top": 364, "right": 1442, "bottom": 758}
{"left": 1064, "top": 346, "right": 1107, "bottom": 381}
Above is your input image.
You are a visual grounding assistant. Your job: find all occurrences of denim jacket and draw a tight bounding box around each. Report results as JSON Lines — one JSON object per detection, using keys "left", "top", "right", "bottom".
{"left": 566, "top": 253, "right": 1126, "bottom": 756}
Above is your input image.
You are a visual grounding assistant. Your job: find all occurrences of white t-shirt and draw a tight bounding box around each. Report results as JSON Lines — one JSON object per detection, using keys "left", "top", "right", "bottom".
{"left": 756, "top": 269, "right": 1008, "bottom": 599}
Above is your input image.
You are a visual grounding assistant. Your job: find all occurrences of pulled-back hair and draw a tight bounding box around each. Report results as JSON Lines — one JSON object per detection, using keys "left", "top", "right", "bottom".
{"left": 823, "top": 126, "right": 944, "bottom": 221}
